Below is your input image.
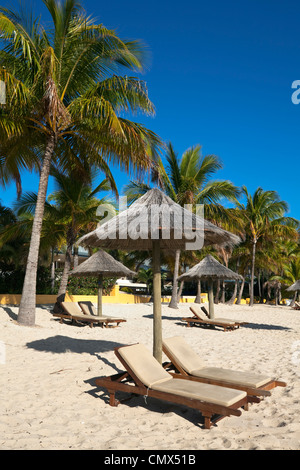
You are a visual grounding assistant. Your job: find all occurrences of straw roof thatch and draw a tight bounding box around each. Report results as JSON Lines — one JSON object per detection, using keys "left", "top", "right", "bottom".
{"left": 287, "top": 280, "right": 300, "bottom": 292}
{"left": 178, "top": 254, "right": 243, "bottom": 282}
{"left": 70, "top": 249, "right": 136, "bottom": 278}
{"left": 78, "top": 188, "right": 241, "bottom": 251}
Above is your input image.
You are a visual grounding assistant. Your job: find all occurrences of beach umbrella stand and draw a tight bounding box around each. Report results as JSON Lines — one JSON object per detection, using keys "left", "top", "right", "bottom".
{"left": 78, "top": 189, "right": 240, "bottom": 362}
{"left": 178, "top": 254, "right": 243, "bottom": 319}
{"left": 70, "top": 249, "right": 136, "bottom": 317}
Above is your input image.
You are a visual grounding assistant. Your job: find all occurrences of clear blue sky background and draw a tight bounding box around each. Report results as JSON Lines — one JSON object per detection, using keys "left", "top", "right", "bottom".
{"left": 1, "top": 0, "right": 300, "bottom": 220}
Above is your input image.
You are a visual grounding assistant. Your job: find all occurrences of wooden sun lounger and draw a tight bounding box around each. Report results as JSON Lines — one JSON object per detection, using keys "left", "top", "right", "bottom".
{"left": 292, "top": 301, "right": 300, "bottom": 310}
{"left": 52, "top": 302, "right": 126, "bottom": 328}
{"left": 199, "top": 306, "right": 249, "bottom": 326}
{"left": 162, "top": 336, "right": 287, "bottom": 398}
{"left": 182, "top": 307, "right": 238, "bottom": 331}
{"left": 94, "top": 343, "right": 255, "bottom": 429}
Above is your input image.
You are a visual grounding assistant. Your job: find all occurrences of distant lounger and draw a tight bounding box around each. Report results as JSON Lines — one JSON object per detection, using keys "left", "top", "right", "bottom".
{"left": 52, "top": 302, "right": 126, "bottom": 328}
{"left": 162, "top": 336, "right": 286, "bottom": 399}
{"left": 94, "top": 343, "right": 254, "bottom": 429}
{"left": 198, "top": 305, "right": 249, "bottom": 326}
{"left": 181, "top": 306, "right": 238, "bottom": 331}
{"left": 292, "top": 301, "right": 300, "bottom": 310}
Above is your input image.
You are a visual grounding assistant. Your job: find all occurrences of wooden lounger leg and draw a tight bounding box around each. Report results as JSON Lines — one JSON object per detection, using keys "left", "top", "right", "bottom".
{"left": 203, "top": 413, "right": 212, "bottom": 429}
{"left": 108, "top": 390, "right": 119, "bottom": 407}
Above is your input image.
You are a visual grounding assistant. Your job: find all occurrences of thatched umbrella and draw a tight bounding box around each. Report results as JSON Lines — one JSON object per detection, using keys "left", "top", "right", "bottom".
{"left": 287, "top": 280, "right": 300, "bottom": 305}
{"left": 78, "top": 188, "right": 240, "bottom": 362}
{"left": 287, "top": 280, "right": 300, "bottom": 292}
{"left": 178, "top": 254, "right": 243, "bottom": 319}
{"left": 70, "top": 249, "right": 136, "bottom": 316}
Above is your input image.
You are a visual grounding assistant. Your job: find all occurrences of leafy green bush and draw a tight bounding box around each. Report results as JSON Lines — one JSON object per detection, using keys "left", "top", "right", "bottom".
{"left": 0, "top": 263, "right": 117, "bottom": 295}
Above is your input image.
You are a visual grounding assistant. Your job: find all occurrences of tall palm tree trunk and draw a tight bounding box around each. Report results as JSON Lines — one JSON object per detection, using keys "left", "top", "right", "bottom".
{"left": 227, "top": 280, "right": 238, "bottom": 305}
{"left": 169, "top": 249, "right": 180, "bottom": 309}
{"left": 236, "top": 268, "right": 247, "bottom": 304}
{"left": 177, "top": 280, "right": 184, "bottom": 302}
{"left": 54, "top": 242, "right": 72, "bottom": 311}
{"left": 195, "top": 280, "right": 201, "bottom": 303}
{"left": 214, "top": 280, "right": 220, "bottom": 303}
{"left": 250, "top": 240, "right": 257, "bottom": 307}
{"left": 54, "top": 227, "right": 76, "bottom": 312}
{"left": 18, "top": 134, "right": 56, "bottom": 326}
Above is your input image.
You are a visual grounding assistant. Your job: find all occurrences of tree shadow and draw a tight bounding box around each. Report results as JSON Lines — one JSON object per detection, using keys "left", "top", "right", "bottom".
{"left": 1, "top": 306, "right": 18, "bottom": 321}
{"left": 26, "top": 335, "right": 124, "bottom": 357}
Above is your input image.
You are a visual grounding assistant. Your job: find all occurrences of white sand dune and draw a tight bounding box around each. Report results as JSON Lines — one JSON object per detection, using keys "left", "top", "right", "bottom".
{"left": 0, "top": 302, "right": 299, "bottom": 450}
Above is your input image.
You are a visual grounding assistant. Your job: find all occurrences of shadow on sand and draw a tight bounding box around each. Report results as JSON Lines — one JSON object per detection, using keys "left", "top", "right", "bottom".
{"left": 26, "top": 335, "right": 124, "bottom": 355}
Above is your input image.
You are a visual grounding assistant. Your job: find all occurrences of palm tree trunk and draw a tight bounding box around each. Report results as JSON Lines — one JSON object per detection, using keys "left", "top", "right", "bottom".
{"left": 18, "top": 134, "right": 56, "bottom": 326}
{"left": 227, "top": 280, "right": 238, "bottom": 305}
{"left": 290, "top": 291, "right": 297, "bottom": 307}
{"left": 54, "top": 242, "right": 72, "bottom": 311}
{"left": 195, "top": 280, "right": 201, "bottom": 303}
{"left": 169, "top": 249, "right": 180, "bottom": 309}
{"left": 214, "top": 280, "right": 220, "bottom": 304}
{"left": 236, "top": 269, "right": 246, "bottom": 304}
{"left": 220, "top": 281, "right": 226, "bottom": 303}
{"left": 73, "top": 245, "right": 79, "bottom": 268}
{"left": 250, "top": 240, "right": 257, "bottom": 307}
{"left": 177, "top": 280, "right": 184, "bottom": 302}
{"left": 54, "top": 225, "right": 76, "bottom": 311}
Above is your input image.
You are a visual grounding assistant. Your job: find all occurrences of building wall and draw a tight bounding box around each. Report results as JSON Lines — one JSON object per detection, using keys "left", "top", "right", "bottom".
{"left": 0, "top": 285, "right": 208, "bottom": 305}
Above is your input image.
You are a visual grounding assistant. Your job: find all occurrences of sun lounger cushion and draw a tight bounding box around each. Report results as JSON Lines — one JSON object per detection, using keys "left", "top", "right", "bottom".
{"left": 163, "top": 336, "right": 205, "bottom": 373}
{"left": 190, "top": 306, "right": 208, "bottom": 321}
{"left": 61, "top": 302, "right": 83, "bottom": 316}
{"left": 79, "top": 302, "right": 120, "bottom": 320}
{"left": 191, "top": 367, "right": 271, "bottom": 388}
{"left": 79, "top": 302, "right": 95, "bottom": 315}
{"left": 152, "top": 377, "right": 246, "bottom": 407}
{"left": 118, "top": 344, "right": 171, "bottom": 388}
{"left": 163, "top": 336, "right": 271, "bottom": 388}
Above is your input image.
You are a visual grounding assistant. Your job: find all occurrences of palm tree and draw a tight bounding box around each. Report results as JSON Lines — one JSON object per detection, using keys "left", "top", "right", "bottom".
{"left": 0, "top": 0, "right": 163, "bottom": 326}
{"left": 125, "top": 142, "right": 241, "bottom": 308}
{"left": 234, "top": 186, "right": 299, "bottom": 306}
{"left": 15, "top": 166, "right": 114, "bottom": 308}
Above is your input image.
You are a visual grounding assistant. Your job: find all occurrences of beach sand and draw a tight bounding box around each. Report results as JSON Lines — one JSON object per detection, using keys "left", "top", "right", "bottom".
{"left": 0, "top": 301, "right": 299, "bottom": 450}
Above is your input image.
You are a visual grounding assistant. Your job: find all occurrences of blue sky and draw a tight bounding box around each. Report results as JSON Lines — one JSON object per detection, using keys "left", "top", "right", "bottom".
{"left": 1, "top": 0, "right": 300, "bottom": 219}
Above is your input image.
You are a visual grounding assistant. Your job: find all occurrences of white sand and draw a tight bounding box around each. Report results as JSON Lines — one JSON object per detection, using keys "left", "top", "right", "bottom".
{"left": 0, "top": 301, "right": 299, "bottom": 450}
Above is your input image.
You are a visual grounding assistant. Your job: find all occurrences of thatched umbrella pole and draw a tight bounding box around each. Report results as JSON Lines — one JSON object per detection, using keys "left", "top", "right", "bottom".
{"left": 207, "top": 280, "right": 215, "bottom": 319}
{"left": 152, "top": 240, "right": 162, "bottom": 363}
{"left": 97, "top": 273, "right": 103, "bottom": 317}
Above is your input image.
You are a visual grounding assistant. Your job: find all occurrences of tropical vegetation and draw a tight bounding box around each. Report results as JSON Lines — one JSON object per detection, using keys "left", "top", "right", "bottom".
{"left": 0, "top": 0, "right": 163, "bottom": 326}
{"left": 0, "top": 1, "right": 299, "bottom": 324}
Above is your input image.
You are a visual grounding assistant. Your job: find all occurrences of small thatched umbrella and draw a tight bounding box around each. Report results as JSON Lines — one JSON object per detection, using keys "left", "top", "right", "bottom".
{"left": 287, "top": 280, "right": 300, "bottom": 292}
{"left": 287, "top": 280, "right": 300, "bottom": 305}
{"left": 78, "top": 188, "right": 240, "bottom": 362}
{"left": 178, "top": 254, "right": 243, "bottom": 319}
{"left": 70, "top": 249, "right": 136, "bottom": 316}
